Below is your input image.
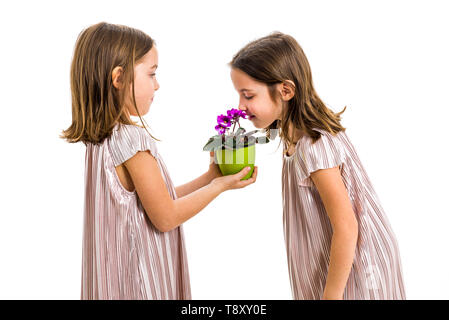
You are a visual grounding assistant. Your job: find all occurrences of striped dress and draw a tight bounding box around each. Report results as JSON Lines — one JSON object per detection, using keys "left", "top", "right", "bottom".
{"left": 81, "top": 123, "right": 191, "bottom": 300}
{"left": 282, "top": 127, "right": 406, "bottom": 300}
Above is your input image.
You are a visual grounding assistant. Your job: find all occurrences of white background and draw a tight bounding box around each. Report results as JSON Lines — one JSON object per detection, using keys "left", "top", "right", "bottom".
{"left": 0, "top": 0, "right": 448, "bottom": 299}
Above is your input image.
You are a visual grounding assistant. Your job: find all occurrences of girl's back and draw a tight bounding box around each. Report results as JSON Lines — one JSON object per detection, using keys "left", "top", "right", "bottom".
{"left": 282, "top": 127, "right": 406, "bottom": 299}
{"left": 82, "top": 123, "right": 191, "bottom": 299}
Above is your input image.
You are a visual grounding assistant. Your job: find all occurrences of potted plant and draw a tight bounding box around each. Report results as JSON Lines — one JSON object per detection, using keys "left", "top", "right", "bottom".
{"left": 202, "top": 108, "right": 270, "bottom": 180}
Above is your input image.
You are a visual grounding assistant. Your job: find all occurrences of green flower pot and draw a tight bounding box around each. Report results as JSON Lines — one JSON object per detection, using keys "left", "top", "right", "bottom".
{"left": 215, "top": 144, "right": 256, "bottom": 180}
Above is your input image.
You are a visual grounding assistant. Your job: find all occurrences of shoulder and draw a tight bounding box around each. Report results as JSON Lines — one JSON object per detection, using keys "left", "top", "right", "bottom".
{"left": 108, "top": 123, "right": 159, "bottom": 166}
{"left": 293, "top": 128, "right": 347, "bottom": 181}
{"left": 297, "top": 128, "right": 345, "bottom": 155}
{"left": 110, "top": 123, "right": 151, "bottom": 140}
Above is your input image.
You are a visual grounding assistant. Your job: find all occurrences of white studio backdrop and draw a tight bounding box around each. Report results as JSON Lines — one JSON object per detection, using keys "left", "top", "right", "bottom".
{"left": 0, "top": 0, "right": 448, "bottom": 299}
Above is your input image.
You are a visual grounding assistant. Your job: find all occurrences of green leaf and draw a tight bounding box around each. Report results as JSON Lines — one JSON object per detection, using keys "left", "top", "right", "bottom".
{"left": 203, "top": 135, "right": 224, "bottom": 151}
{"left": 269, "top": 128, "right": 279, "bottom": 139}
{"left": 203, "top": 137, "right": 214, "bottom": 148}
{"left": 236, "top": 135, "right": 246, "bottom": 148}
{"left": 256, "top": 136, "right": 270, "bottom": 144}
{"left": 243, "top": 129, "right": 260, "bottom": 137}
{"left": 223, "top": 144, "right": 235, "bottom": 151}
{"left": 235, "top": 127, "right": 246, "bottom": 136}
{"left": 224, "top": 135, "right": 236, "bottom": 149}
{"left": 243, "top": 136, "right": 256, "bottom": 147}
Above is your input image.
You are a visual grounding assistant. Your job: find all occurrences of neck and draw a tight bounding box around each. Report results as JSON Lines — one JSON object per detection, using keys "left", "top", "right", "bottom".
{"left": 286, "top": 122, "right": 303, "bottom": 144}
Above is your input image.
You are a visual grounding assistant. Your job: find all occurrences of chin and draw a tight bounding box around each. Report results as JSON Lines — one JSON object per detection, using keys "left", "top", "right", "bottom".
{"left": 252, "top": 119, "right": 267, "bottom": 129}
{"left": 142, "top": 105, "right": 151, "bottom": 115}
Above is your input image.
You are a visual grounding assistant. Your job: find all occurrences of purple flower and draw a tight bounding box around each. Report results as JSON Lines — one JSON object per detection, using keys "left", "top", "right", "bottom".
{"left": 215, "top": 124, "right": 227, "bottom": 135}
{"left": 213, "top": 107, "right": 249, "bottom": 136}
{"left": 227, "top": 108, "right": 247, "bottom": 120}
{"left": 227, "top": 108, "right": 239, "bottom": 119}
{"left": 217, "top": 115, "right": 232, "bottom": 128}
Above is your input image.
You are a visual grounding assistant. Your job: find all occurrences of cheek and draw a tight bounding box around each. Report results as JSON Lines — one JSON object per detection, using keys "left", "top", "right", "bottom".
{"left": 254, "top": 99, "right": 272, "bottom": 115}
{"left": 256, "top": 102, "right": 279, "bottom": 121}
{"left": 134, "top": 80, "right": 153, "bottom": 99}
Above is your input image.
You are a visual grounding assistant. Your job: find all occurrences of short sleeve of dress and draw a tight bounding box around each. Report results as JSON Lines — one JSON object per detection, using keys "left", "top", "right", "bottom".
{"left": 108, "top": 123, "right": 159, "bottom": 167}
{"left": 294, "top": 129, "right": 346, "bottom": 182}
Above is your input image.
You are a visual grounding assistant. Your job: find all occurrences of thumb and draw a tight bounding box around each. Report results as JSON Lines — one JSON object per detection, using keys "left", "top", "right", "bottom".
{"left": 236, "top": 166, "right": 251, "bottom": 177}
{"left": 209, "top": 151, "right": 216, "bottom": 165}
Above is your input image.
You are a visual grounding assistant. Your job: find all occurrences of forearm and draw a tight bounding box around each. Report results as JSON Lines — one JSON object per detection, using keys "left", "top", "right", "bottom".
{"left": 168, "top": 181, "right": 224, "bottom": 231}
{"left": 323, "top": 225, "right": 358, "bottom": 299}
{"left": 175, "top": 171, "right": 214, "bottom": 198}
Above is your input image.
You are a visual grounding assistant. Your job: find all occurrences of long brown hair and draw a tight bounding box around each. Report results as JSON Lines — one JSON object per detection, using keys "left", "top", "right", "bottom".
{"left": 61, "top": 22, "right": 159, "bottom": 145}
{"left": 230, "top": 31, "right": 346, "bottom": 150}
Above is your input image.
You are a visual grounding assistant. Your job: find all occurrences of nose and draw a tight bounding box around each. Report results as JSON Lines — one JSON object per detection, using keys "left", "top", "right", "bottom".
{"left": 238, "top": 98, "right": 247, "bottom": 111}
{"left": 154, "top": 79, "right": 160, "bottom": 91}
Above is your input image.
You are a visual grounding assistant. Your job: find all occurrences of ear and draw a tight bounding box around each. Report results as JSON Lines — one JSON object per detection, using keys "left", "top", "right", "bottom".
{"left": 112, "top": 66, "right": 124, "bottom": 90}
{"left": 278, "top": 80, "right": 296, "bottom": 101}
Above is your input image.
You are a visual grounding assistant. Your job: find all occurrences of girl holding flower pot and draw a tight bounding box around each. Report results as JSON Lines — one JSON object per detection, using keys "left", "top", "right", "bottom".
{"left": 229, "top": 32, "right": 405, "bottom": 300}
{"left": 61, "top": 22, "right": 257, "bottom": 300}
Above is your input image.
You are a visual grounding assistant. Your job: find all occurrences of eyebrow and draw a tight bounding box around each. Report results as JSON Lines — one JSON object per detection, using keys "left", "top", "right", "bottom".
{"left": 239, "top": 89, "right": 253, "bottom": 93}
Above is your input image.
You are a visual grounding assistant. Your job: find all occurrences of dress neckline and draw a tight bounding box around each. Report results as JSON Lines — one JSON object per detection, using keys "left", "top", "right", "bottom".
{"left": 282, "top": 127, "right": 325, "bottom": 160}
{"left": 283, "top": 142, "right": 300, "bottom": 160}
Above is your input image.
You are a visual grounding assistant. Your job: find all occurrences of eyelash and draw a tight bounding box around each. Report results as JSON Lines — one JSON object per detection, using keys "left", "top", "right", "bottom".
{"left": 149, "top": 73, "right": 156, "bottom": 78}
{"left": 244, "top": 96, "right": 254, "bottom": 100}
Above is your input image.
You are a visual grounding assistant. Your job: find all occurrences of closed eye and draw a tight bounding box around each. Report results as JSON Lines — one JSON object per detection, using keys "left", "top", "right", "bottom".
{"left": 244, "top": 96, "right": 254, "bottom": 100}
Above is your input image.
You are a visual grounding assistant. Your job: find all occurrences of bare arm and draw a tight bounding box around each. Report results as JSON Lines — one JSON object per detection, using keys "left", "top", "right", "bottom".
{"left": 175, "top": 151, "right": 222, "bottom": 198}
{"left": 124, "top": 150, "right": 257, "bottom": 232}
{"left": 310, "top": 166, "right": 359, "bottom": 300}
{"left": 175, "top": 171, "right": 215, "bottom": 198}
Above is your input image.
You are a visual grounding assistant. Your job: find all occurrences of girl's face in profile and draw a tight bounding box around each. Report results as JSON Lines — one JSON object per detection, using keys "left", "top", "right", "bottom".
{"left": 126, "top": 46, "right": 160, "bottom": 116}
{"left": 230, "top": 67, "right": 283, "bottom": 129}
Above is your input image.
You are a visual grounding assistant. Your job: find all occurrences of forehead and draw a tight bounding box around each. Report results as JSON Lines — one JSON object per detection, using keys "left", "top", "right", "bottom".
{"left": 230, "top": 68, "right": 261, "bottom": 91}
{"left": 139, "top": 46, "right": 158, "bottom": 67}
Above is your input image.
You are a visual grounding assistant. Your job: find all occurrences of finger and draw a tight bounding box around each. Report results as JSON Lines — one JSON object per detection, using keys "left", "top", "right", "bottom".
{"left": 243, "top": 166, "right": 257, "bottom": 180}
{"left": 251, "top": 166, "right": 258, "bottom": 178}
{"left": 236, "top": 166, "right": 252, "bottom": 178}
{"left": 239, "top": 168, "right": 257, "bottom": 186}
{"left": 239, "top": 176, "right": 256, "bottom": 188}
{"left": 247, "top": 167, "right": 258, "bottom": 183}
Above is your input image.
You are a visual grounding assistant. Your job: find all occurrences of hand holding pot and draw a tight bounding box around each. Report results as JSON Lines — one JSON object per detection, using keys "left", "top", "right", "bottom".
{"left": 207, "top": 151, "right": 223, "bottom": 180}
{"left": 211, "top": 165, "right": 258, "bottom": 192}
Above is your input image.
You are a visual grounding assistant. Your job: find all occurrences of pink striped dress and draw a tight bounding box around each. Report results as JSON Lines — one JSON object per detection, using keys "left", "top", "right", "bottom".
{"left": 81, "top": 123, "right": 191, "bottom": 300}
{"left": 282, "top": 127, "right": 406, "bottom": 300}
